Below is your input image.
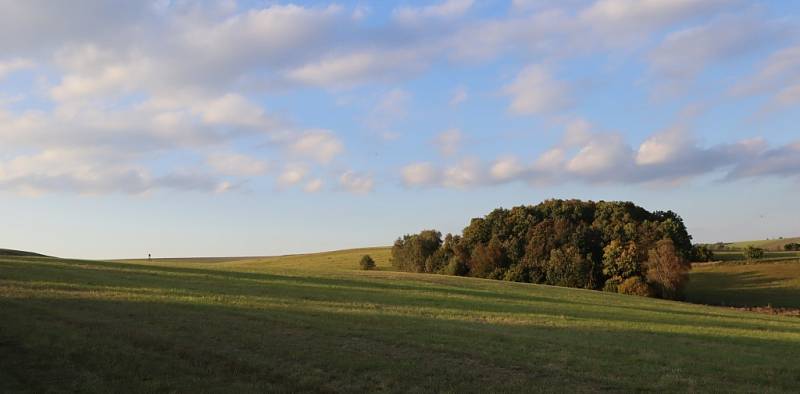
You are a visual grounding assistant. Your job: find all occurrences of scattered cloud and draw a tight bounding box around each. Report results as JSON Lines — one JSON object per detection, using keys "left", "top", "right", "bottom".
{"left": 207, "top": 152, "right": 268, "bottom": 177}
{"left": 277, "top": 164, "right": 307, "bottom": 186}
{"left": 338, "top": 171, "right": 373, "bottom": 194}
{"left": 733, "top": 44, "right": 800, "bottom": 109}
{"left": 288, "top": 130, "right": 344, "bottom": 164}
{"left": 393, "top": 0, "right": 474, "bottom": 23}
{"left": 434, "top": 128, "right": 463, "bottom": 156}
{"left": 402, "top": 162, "right": 439, "bottom": 187}
{"left": 449, "top": 86, "right": 468, "bottom": 107}
{"left": 0, "top": 58, "right": 34, "bottom": 79}
{"left": 304, "top": 178, "right": 324, "bottom": 193}
{"left": 647, "top": 12, "right": 781, "bottom": 95}
{"left": 504, "top": 64, "right": 573, "bottom": 115}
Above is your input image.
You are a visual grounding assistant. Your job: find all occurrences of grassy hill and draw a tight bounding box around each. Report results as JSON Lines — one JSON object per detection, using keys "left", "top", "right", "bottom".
{"left": 2, "top": 248, "right": 800, "bottom": 392}
{"left": 724, "top": 237, "right": 800, "bottom": 251}
{"left": 0, "top": 248, "right": 47, "bottom": 257}
{"left": 688, "top": 261, "right": 800, "bottom": 309}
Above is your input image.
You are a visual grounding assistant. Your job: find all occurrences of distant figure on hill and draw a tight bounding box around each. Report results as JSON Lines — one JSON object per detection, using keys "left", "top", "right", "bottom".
{"left": 148, "top": 253, "right": 151, "bottom": 262}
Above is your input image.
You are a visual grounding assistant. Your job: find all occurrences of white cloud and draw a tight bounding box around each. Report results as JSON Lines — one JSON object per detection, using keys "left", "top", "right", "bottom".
{"left": 647, "top": 13, "right": 779, "bottom": 92}
{"left": 207, "top": 152, "right": 268, "bottom": 176}
{"left": 566, "top": 133, "right": 634, "bottom": 178}
{"left": 196, "top": 94, "right": 271, "bottom": 128}
{"left": 289, "top": 130, "right": 344, "bottom": 164}
{"left": 277, "top": 164, "right": 307, "bottom": 186}
{"left": 402, "top": 162, "right": 439, "bottom": 186}
{"left": 490, "top": 156, "right": 524, "bottom": 182}
{"left": 0, "top": 58, "right": 34, "bottom": 79}
{"left": 304, "top": 178, "right": 323, "bottom": 193}
{"left": 580, "top": 0, "right": 733, "bottom": 39}
{"left": 434, "top": 128, "right": 463, "bottom": 156}
{"left": 0, "top": 148, "right": 226, "bottom": 195}
{"left": 443, "top": 158, "right": 484, "bottom": 188}
{"left": 286, "top": 49, "right": 428, "bottom": 88}
{"left": 504, "top": 64, "right": 573, "bottom": 115}
{"left": 339, "top": 171, "right": 373, "bottom": 194}
{"left": 734, "top": 44, "right": 800, "bottom": 109}
{"left": 393, "top": 0, "right": 474, "bottom": 23}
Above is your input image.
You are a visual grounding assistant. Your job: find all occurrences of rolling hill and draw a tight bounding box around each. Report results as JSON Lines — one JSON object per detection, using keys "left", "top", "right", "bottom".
{"left": 2, "top": 248, "right": 800, "bottom": 392}
{"left": 724, "top": 237, "right": 800, "bottom": 251}
{"left": 0, "top": 248, "right": 47, "bottom": 257}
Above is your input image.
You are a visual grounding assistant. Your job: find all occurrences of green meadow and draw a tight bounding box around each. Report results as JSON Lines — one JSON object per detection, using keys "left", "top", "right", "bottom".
{"left": 688, "top": 260, "right": 800, "bottom": 309}
{"left": 2, "top": 248, "right": 800, "bottom": 392}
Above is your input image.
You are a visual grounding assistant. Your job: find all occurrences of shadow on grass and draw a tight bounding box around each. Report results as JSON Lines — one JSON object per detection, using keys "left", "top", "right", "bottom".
{"left": 687, "top": 270, "right": 800, "bottom": 309}
{"left": 5, "top": 257, "right": 800, "bottom": 337}
{"left": 2, "top": 294, "right": 800, "bottom": 393}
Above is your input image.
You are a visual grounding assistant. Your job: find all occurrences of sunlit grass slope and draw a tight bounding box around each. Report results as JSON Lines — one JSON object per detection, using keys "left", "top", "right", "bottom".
{"left": 688, "top": 261, "right": 800, "bottom": 309}
{"left": 726, "top": 237, "right": 800, "bottom": 251}
{"left": 2, "top": 249, "right": 800, "bottom": 392}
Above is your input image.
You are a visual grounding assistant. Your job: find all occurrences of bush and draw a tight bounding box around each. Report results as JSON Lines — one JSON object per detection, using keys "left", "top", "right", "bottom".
{"left": 359, "top": 255, "right": 376, "bottom": 270}
{"left": 784, "top": 243, "right": 800, "bottom": 251}
{"left": 690, "top": 244, "right": 715, "bottom": 262}
{"left": 603, "top": 278, "right": 621, "bottom": 293}
{"left": 743, "top": 246, "right": 765, "bottom": 260}
{"left": 617, "top": 276, "right": 652, "bottom": 297}
{"left": 444, "top": 257, "right": 468, "bottom": 276}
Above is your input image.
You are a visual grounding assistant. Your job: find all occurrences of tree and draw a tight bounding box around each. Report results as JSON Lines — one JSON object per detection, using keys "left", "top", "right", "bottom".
{"left": 744, "top": 246, "right": 765, "bottom": 260}
{"left": 359, "top": 255, "right": 376, "bottom": 270}
{"left": 690, "top": 244, "right": 715, "bottom": 262}
{"left": 602, "top": 240, "right": 641, "bottom": 280}
{"left": 391, "top": 230, "right": 442, "bottom": 272}
{"left": 645, "top": 239, "right": 690, "bottom": 300}
{"left": 390, "top": 199, "right": 695, "bottom": 299}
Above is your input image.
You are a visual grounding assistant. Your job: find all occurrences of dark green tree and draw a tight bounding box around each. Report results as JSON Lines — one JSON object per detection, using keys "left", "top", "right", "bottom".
{"left": 359, "top": 255, "right": 376, "bottom": 270}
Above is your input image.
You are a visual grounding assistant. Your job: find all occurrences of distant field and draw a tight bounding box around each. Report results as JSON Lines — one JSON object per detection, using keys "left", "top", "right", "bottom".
{"left": 688, "top": 261, "right": 800, "bottom": 309}
{"left": 723, "top": 237, "right": 800, "bottom": 251}
{"left": 2, "top": 248, "right": 800, "bottom": 392}
{"left": 714, "top": 251, "right": 800, "bottom": 262}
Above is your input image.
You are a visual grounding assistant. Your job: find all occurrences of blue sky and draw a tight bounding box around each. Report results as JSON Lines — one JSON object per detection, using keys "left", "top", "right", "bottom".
{"left": 0, "top": 0, "right": 799, "bottom": 259}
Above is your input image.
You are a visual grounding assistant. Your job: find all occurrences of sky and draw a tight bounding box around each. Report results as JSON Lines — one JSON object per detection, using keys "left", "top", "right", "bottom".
{"left": 1, "top": 0, "right": 799, "bottom": 259}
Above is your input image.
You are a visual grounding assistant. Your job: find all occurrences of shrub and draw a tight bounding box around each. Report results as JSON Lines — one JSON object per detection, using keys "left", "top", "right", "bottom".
{"left": 690, "top": 244, "right": 715, "bottom": 262}
{"left": 784, "top": 243, "right": 800, "bottom": 251}
{"left": 444, "top": 257, "right": 468, "bottom": 276}
{"left": 603, "top": 278, "right": 621, "bottom": 293}
{"left": 359, "top": 255, "right": 376, "bottom": 270}
{"left": 617, "top": 276, "right": 652, "bottom": 297}
{"left": 743, "top": 246, "right": 765, "bottom": 260}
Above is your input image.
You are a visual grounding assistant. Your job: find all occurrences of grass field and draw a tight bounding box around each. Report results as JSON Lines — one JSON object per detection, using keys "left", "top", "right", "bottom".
{"left": 688, "top": 261, "right": 800, "bottom": 309}
{"left": 2, "top": 248, "right": 800, "bottom": 392}
{"left": 724, "top": 237, "right": 800, "bottom": 251}
{"left": 713, "top": 251, "right": 800, "bottom": 262}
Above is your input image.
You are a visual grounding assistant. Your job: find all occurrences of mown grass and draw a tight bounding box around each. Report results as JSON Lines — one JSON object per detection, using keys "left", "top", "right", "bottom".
{"left": 2, "top": 249, "right": 800, "bottom": 392}
{"left": 687, "top": 260, "right": 800, "bottom": 309}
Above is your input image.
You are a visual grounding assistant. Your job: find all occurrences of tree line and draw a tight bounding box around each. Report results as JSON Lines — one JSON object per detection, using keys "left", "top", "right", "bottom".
{"left": 391, "top": 199, "right": 694, "bottom": 300}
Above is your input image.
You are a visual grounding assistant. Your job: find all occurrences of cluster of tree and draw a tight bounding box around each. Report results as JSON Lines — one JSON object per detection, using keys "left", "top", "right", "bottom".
{"left": 690, "top": 245, "right": 715, "bottom": 262}
{"left": 743, "top": 246, "right": 766, "bottom": 260}
{"left": 784, "top": 243, "right": 800, "bottom": 251}
{"left": 391, "top": 199, "right": 693, "bottom": 300}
